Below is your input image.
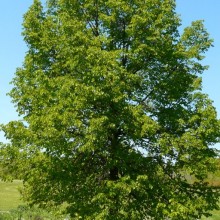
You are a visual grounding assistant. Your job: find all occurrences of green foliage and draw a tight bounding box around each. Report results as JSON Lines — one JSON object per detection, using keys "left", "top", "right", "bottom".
{"left": 1, "top": 0, "right": 220, "bottom": 219}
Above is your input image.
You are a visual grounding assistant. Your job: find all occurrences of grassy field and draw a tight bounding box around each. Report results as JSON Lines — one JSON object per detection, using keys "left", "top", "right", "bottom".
{"left": 203, "top": 210, "right": 220, "bottom": 220}
{"left": 0, "top": 180, "right": 24, "bottom": 211}
{"left": 0, "top": 180, "right": 220, "bottom": 219}
{"left": 0, "top": 180, "right": 69, "bottom": 219}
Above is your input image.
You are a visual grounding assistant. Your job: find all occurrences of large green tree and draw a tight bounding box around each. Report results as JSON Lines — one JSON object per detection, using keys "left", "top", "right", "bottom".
{"left": 1, "top": 0, "right": 220, "bottom": 219}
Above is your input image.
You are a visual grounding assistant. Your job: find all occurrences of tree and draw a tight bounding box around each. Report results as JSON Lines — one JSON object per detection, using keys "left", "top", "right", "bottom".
{"left": 1, "top": 0, "right": 220, "bottom": 219}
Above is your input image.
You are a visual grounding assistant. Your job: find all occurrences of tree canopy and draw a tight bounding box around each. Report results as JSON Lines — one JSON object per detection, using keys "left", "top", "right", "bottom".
{"left": 1, "top": 0, "right": 220, "bottom": 219}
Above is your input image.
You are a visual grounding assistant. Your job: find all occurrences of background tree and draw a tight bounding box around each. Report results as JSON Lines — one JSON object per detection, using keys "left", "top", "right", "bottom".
{"left": 1, "top": 0, "right": 220, "bottom": 219}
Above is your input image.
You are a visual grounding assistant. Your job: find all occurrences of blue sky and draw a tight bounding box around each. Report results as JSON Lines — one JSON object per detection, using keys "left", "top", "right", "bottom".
{"left": 0, "top": 1, "right": 219, "bottom": 144}
{"left": 176, "top": 0, "right": 220, "bottom": 115}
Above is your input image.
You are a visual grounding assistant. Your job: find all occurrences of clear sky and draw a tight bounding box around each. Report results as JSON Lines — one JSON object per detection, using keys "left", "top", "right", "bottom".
{"left": 0, "top": 1, "right": 219, "bottom": 144}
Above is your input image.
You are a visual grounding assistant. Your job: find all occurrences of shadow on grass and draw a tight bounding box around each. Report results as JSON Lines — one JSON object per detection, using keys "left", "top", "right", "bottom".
{"left": 0, "top": 205, "right": 70, "bottom": 220}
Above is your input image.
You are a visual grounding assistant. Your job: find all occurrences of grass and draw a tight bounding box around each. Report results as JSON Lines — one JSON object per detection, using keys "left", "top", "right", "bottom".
{"left": 0, "top": 180, "right": 24, "bottom": 211}
{"left": 0, "top": 180, "right": 220, "bottom": 219}
{"left": 0, "top": 180, "right": 69, "bottom": 219}
{"left": 202, "top": 209, "right": 220, "bottom": 220}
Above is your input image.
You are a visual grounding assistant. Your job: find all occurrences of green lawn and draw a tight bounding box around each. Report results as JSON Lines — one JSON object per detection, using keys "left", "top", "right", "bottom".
{"left": 0, "top": 180, "right": 24, "bottom": 211}
{"left": 201, "top": 209, "right": 220, "bottom": 220}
